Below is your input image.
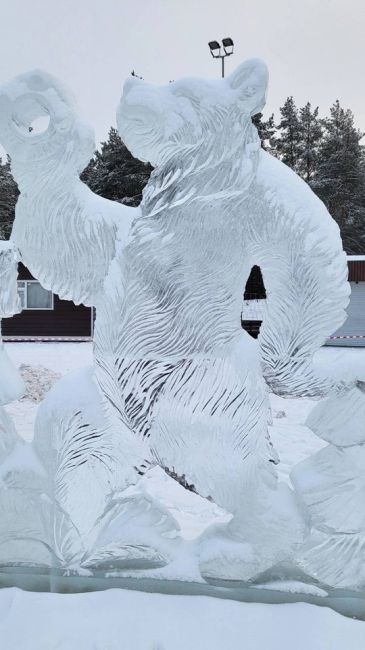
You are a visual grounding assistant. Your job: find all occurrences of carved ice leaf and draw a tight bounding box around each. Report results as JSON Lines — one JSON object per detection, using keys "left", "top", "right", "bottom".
{"left": 0, "top": 488, "right": 54, "bottom": 567}
{"left": 296, "top": 530, "right": 365, "bottom": 590}
{"left": 33, "top": 370, "right": 116, "bottom": 540}
{"left": 83, "top": 491, "right": 180, "bottom": 569}
{"left": 0, "top": 408, "right": 20, "bottom": 463}
{"left": 292, "top": 445, "right": 365, "bottom": 535}
{"left": 306, "top": 386, "right": 365, "bottom": 446}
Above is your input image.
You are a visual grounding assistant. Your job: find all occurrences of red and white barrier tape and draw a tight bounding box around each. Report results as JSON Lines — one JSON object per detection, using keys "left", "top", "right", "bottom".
{"left": 329, "top": 335, "right": 365, "bottom": 340}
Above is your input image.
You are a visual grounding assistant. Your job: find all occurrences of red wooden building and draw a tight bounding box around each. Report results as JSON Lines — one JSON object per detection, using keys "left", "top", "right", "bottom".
{"left": 3, "top": 258, "right": 364, "bottom": 344}
{"left": 2, "top": 264, "right": 93, "bottom": 341}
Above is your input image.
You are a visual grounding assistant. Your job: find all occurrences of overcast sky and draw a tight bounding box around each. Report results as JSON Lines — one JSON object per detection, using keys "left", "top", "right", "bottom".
{"left": 1, "top": 0, "right": 365, "bottom": 147}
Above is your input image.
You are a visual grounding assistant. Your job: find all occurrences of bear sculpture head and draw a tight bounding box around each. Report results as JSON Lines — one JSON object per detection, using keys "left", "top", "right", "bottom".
{"left": 117, "top": 58, "right": 268, "bottom": 167}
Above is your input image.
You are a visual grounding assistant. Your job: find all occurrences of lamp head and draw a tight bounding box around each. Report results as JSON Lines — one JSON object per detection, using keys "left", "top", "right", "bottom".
{"left": 208, "top": 41, "right": 221, "bottom": 58}
{"left": 222, "top": 37, "right": 234, "bottom": 56}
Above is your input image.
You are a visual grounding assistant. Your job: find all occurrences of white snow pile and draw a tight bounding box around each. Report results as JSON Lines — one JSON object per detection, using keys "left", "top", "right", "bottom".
{"left": 18, "top": 363, "right": 61, "bottom": 403}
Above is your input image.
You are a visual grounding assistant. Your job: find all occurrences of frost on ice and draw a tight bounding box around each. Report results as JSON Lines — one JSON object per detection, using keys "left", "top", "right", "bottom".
{"left": 0, "top": 60, "right": 359, "bottom": 589}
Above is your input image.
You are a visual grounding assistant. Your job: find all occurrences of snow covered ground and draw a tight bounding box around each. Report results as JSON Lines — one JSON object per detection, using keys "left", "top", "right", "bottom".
{"left": 4, "top": 343, "right": 92, "bottom": 441}
{"left": 1, "top": 586, "right": 365, "bottom": 650}
{"left": 1, "top": 342, "right": 365, "bottom": 649}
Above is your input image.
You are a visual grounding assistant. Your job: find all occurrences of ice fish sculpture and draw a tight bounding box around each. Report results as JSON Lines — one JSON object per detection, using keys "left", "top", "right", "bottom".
{"left": 0, "top": 59, "right": 350, "bottom": 581}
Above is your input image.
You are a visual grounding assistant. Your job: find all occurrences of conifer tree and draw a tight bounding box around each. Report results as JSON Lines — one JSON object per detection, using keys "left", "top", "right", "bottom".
{"left": 274, "top": 97, "right": 302, "bottom": 171}
{"left": 297, "top": 102, "right": 323, "bottom": 182}
{"left": 81, "top": 127, "right": 152, "bottom": 206}
{"left": 0, "top": 157, "right": 19, "bottom": 239}
{"left": 311, "top": 100, "right": 365, "bottom": 252}
{"left": 252, "top": 112, "right": 276, "bottom": 152}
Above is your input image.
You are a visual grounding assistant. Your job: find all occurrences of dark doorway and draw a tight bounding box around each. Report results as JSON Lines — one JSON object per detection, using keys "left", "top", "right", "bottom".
{"left": 241, "top": 266, "right": 266, "bottom": 339}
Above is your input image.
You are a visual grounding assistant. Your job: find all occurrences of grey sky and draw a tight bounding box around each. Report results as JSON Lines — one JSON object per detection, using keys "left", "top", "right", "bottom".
{"left": 1, "top": 0, "right": 365, "bottom": 148}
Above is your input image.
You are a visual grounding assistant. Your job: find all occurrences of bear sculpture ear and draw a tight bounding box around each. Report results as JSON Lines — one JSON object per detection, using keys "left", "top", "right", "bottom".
{"left": 227, "top": 58, "right": 268, "bottom": 116}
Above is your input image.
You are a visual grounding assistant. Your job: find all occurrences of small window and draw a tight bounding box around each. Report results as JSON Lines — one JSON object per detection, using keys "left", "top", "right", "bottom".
{"left": 17, "top": 281, "right": 26, "bottom": 310}
{"left": 17, "top": 281, "right": 54, "bottom": 310}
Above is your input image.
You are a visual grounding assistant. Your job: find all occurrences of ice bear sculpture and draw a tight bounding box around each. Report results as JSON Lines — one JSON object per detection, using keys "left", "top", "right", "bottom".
{"left": 0, "top": 60, "right": 350, "bottom": 580}
{"left": 117, "top": 62, "right": 350, "bottom": 398}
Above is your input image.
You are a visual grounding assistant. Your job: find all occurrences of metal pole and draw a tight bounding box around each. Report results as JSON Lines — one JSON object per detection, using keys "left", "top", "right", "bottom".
{"left": 221, "top": 56, "right": 225, "bottom": 78}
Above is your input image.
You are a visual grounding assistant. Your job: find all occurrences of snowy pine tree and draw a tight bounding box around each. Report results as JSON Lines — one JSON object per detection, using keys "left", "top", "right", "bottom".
{"left": 274, "top": 97, "right": 302, "bottom": 172}
{"left": 0, "top": 157, "right": 19, "bottom": 240}
{"left": 81, "top": 127, "right": 152, "bottom": 206}
{"left": 311, "top": 101, "right": 365, "bottom": 252}
{"left": 297, "top": 103, "right": 323, "bottom": 182}
{"left": 252, "top": 112, "right": 276, "bottom": 152}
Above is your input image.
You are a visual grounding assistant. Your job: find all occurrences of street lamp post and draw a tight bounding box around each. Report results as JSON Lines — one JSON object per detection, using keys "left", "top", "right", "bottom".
{"left": 208, "top": 38, "right": 234, "bottom": 78}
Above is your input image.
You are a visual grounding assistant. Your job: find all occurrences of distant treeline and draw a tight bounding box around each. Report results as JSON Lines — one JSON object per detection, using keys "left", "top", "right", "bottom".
{"left": 1, "top": 96, "right": 364, "bottom": 253}
{"left": 253, "top": 98, "right": 365, "bottom": 253}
